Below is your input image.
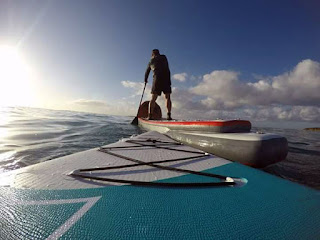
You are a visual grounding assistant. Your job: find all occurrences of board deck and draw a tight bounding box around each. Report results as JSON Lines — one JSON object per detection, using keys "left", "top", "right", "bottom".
{"left": 1, "top": 131, "right": 319, "bottom": 239}
{"left": 0, "top": 131, "right": 231, "bottom": 189}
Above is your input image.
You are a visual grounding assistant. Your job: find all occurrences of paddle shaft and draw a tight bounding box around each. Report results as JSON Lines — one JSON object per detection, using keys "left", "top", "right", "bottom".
{"left": 131, "top": 82, "right": 147, "bottom": 125}
{"left": 138, "top": 82, "right": 147, "bottom": 112}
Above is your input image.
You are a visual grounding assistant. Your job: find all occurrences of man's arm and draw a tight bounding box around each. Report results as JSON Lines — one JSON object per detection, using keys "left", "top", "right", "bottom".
{"left": 144, "top": 64, "right": 151, "bottom": 83}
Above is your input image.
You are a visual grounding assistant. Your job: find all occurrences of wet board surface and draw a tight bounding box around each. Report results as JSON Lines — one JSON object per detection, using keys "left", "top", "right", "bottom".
{"left": 1, "top": 131, "right": 319, "bottom": 239}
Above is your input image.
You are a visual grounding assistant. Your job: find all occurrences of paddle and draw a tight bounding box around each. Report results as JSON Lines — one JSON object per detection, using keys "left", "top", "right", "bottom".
{"left": 131, "top": 82, "right": 147, "bottom": 125}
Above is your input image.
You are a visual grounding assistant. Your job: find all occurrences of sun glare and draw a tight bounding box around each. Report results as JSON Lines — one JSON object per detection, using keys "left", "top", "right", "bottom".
{"left": 0, "top": 45, "right": 35, "bottom": 106}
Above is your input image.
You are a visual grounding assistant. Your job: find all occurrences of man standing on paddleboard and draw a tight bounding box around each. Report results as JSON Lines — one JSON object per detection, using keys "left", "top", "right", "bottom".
{"left": 144, "top": 49, "right": 172, "bottom": 120}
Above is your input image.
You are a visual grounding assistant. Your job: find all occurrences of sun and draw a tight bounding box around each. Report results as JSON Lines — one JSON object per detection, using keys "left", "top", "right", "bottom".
{"left": 0, "top": 45, "right": 34, "bottom": 106}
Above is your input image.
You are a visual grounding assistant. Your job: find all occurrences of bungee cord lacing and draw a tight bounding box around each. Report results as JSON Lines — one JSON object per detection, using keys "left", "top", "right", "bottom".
{"left": 69, "top": 138, "right": 237, "bottom": 188}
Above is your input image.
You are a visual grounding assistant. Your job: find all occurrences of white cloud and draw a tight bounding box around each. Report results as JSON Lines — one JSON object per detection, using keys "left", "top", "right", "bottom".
{"left": 190, "top": 59, "right": 320, "bottom": 109}
{"left": 122, "top": 80, "right": 153, "bottom": 101}
{"left": 72, "top": 99, "right": 108, "bottom": 107}
{"left": 69, "top": 98, "right": 139, "bottom": 116}
{"left": 121, "top": 80, "right": 152, "bottom": 99}
{"left": 67, "top": 99, "right": 110, "bottom": 115}
{"left": 105, "top": 100, "right": 138, "bottom": 116}
{"left": 270, "top": 59, "right": 320, "bottom": 105}
{"left": 241, "top": 106, "right": 320, "bottom": 122}
{"left": 121, "top": 80, "right": 144, "bottom": 94}
{"left": 121, "top": 80, "right": 142, "bottom": 89}
{"left": 172, "top": 73, "right": 188, "bottom": 82}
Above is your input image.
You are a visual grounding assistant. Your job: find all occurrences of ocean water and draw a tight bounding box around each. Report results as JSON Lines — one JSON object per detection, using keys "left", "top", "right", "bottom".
{"left": 0, "top": 106, "right": 319, "bottom": 190}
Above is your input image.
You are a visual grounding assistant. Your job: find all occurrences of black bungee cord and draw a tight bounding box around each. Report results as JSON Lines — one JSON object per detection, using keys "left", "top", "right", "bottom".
{"left": 69, "top": 138, "right": 237, "bottom": 188}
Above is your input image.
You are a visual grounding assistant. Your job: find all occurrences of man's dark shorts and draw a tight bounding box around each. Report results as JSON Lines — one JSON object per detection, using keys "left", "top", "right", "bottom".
{"left": 151, "top": 75, "right": 172, "bottom": 95}
{"left": 151, "top": 82, "right": 172, "bottom": 96}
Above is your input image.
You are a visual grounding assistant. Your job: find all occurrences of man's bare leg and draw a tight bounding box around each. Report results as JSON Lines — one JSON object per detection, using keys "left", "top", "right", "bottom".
{"left": 164, "top": 93, "right": 172, "bottom": 120}
{"left": 148, "top": 94, "right": 158, "bottom": 119}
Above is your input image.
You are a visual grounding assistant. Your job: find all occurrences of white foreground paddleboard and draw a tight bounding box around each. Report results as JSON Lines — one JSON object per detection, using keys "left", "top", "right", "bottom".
{"left": 0, "top": 131, "right": 319, "bottom": 239}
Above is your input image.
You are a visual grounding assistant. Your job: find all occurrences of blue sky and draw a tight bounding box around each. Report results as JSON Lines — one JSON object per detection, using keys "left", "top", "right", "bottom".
{"left": 0, "top": 0, "right": 319, "bottom": 128}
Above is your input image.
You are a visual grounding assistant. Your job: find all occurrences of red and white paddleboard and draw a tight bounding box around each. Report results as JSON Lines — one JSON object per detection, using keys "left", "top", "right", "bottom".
{"left": 138, "top": 118, "right": 251, "bottom": 133}
{"left": 137, "top": 101, "right": 251, "bottom": 133}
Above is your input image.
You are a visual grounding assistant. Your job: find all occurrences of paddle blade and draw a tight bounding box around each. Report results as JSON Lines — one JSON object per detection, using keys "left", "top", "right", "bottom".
{"left": 131, "top": 117, "right": 138, "bottom": 125}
